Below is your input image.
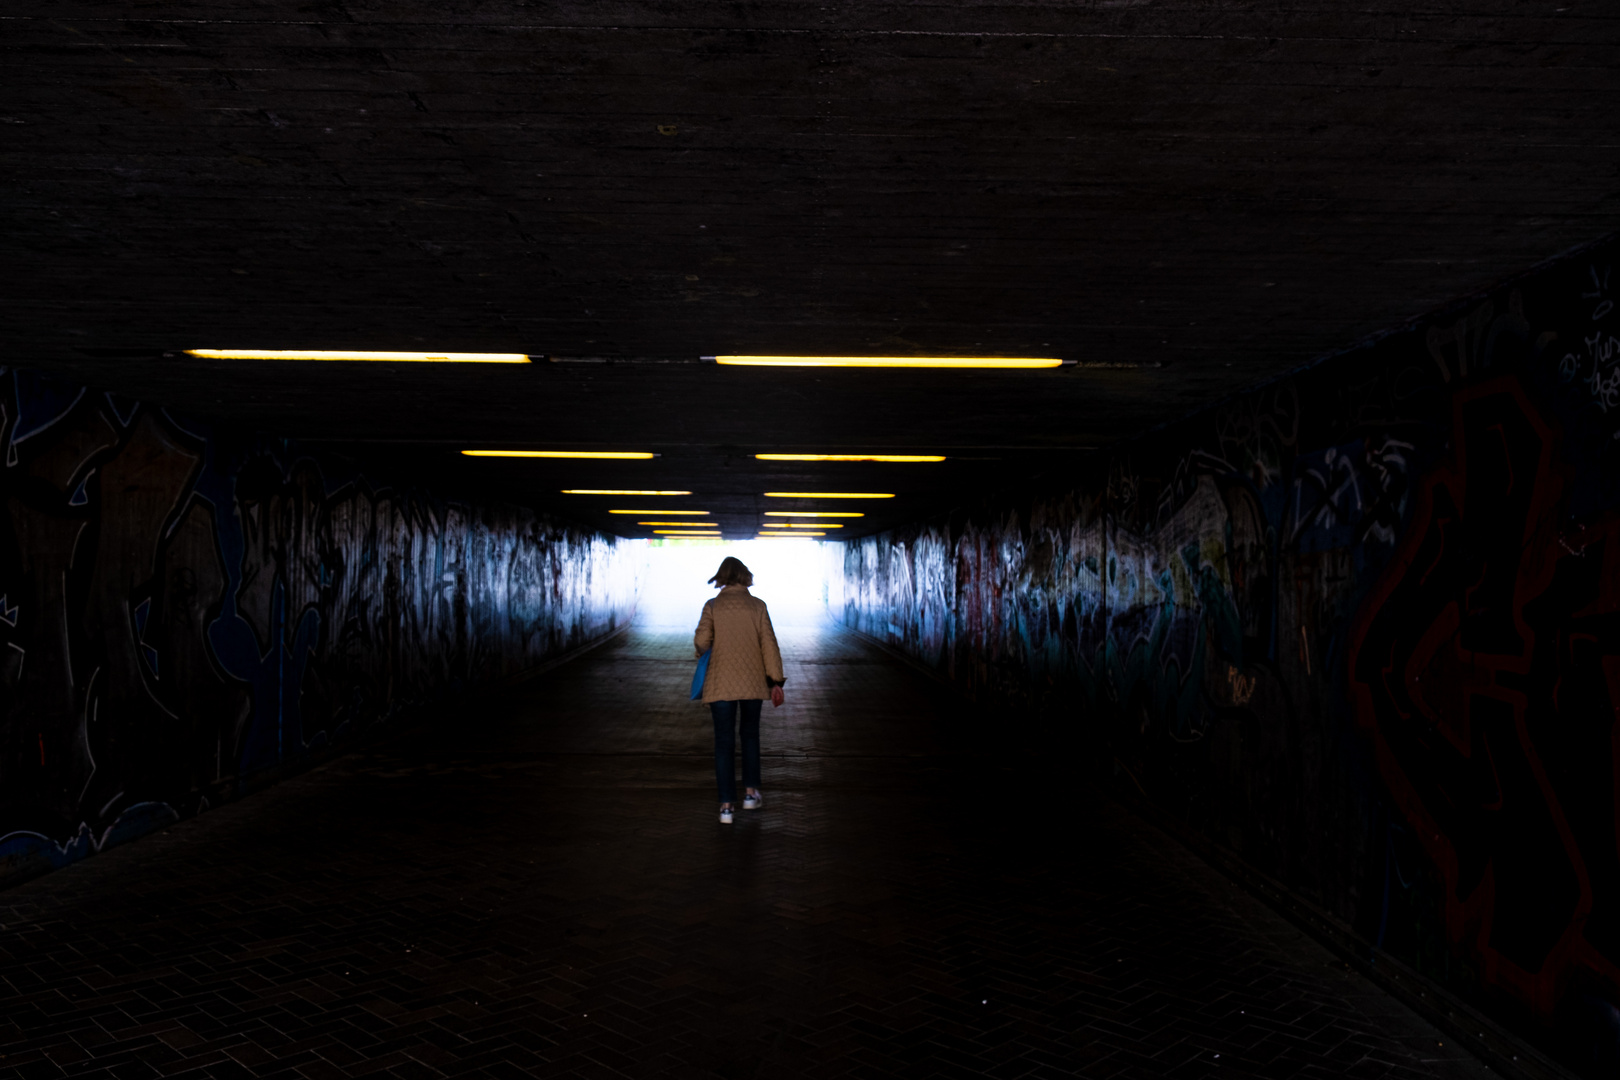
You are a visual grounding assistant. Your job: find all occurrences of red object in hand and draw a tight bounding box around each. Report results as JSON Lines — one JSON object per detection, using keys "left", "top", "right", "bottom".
{"left": 771, "top": 686, "right": 785, "bottom": 708}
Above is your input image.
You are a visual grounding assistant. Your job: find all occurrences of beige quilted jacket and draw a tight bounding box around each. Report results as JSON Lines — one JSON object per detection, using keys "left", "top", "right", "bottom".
{"left": 693, "top": 585, "right": 785, "bottom": 703}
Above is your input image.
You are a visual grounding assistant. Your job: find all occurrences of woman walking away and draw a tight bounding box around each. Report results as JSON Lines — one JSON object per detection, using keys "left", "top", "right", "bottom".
{"left": 694, "top": 557, "right": 785, "bottom": 824}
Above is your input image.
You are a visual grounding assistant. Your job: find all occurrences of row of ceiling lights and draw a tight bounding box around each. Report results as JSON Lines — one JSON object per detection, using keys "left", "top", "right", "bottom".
{"left": 186, "top": 347, "right": 1034, "bottom": 538}
{"left": 555, "top": 489, "right": 900, "bottom": 539}
{"left": 514, "top": 457, "right": 924, "bottom": 540}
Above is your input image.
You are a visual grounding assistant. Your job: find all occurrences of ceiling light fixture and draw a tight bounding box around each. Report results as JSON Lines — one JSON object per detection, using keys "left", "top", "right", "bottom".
{"left": 186, "top": 349, "right": 530, "bottom": 363}
{"left": 563, "top": 489, "right": 692, "bottom": 496}
{"left": 460, "top": 453, "right": 654, "bottom": 459}
{"left": 763, "top": 511, "right": 864, "bottom": 518}
{"left": 758, "top": 531, "right": 826, "bottom": 537}
{"left": 655, "top": 530, "right": 722, "bottom": 536}
{"left": 755, "top": 453, "right": 945, "bottom": 463}
{"left": 763, "top": 492, "right": 894, "bottom": 499}
{"left": 462, "top": 450, "right": 655, "bottom": 459}
{"left": 608, "top": 509, "right": 709, "bottom": 515}
{"left": 763, "top": 522, "right": 843, "bottom": 529}
{"left": 710, "top": 356, "right": 1062, "bottom": 369}
{"left": 638, "top": 521, "right": 723, "bottom": 527}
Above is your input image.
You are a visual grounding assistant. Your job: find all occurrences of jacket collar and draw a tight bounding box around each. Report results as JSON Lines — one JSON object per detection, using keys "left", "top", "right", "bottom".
{"left": 719, "top": 584, "right": 751, "bottom": 595}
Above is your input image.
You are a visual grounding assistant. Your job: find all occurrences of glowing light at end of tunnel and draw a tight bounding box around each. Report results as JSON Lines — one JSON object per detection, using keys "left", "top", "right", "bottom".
{"left": 462, "top": 450, "right": 655, "bottom": 460}
{"left": 711, "top": 356, "right": 1063, "bottom": 369}
{"left": 763, "top": 492, "right": 894, "bottom": 499}
{"left": 186, "top": 349, "right": 531, "bottom": 363}
{"left": 563, "top": 489, "right": 692, "bottom": 496}
{"left": 764, "top": 511, "right": 864, "bottom": 517}
{"left": 608, "top": 509, "right": 708, "bottom": 515}
{"left": 755, "top": 453, "right": 945, "bottom": 463}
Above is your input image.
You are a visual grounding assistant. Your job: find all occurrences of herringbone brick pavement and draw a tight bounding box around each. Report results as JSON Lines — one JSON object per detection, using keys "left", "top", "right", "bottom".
{"left": 0, "top": 625, "right": 1489, "bottom": 1079}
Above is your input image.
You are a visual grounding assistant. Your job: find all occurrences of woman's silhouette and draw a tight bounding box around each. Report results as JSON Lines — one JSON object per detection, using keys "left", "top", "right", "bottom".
{"left": 693, "top": 557, "right": 785, "bottom": 823}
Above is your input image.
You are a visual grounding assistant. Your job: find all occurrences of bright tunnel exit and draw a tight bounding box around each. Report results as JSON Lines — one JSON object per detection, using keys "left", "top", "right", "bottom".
{"left": 635, "top": 538, "right": 841, "bottom": 630}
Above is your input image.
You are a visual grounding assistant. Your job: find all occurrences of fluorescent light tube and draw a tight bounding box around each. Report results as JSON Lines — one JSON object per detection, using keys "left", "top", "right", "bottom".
{"left": 187, "top": 349, "right": 530, "bottom": 363}
{"left": 755, "top": 454, "right": 944, "bottom": 462}
{"left": 462, "top": 450, "right": 655, "bottom": 459}
{"left": 712, "top": 356, "right": 1061, "bottom": 369}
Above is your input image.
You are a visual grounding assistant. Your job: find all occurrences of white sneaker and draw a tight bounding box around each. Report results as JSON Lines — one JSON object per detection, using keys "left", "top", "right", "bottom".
{"left": 743, "top": 792, "right": 763, "bottom": 811}
{"left": 719, "top": 805, "right": 734, "bottom": 824}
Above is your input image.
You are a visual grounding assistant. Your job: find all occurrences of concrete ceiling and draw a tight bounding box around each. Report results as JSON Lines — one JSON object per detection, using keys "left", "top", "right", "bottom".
{"left": 4, "top": 2, "right": 1617, "bottom": 539}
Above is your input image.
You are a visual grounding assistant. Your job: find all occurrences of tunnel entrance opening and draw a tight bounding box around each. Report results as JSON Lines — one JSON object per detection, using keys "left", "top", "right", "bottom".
{"left": 636, "top": 538, "right": 839, "bottom": 630}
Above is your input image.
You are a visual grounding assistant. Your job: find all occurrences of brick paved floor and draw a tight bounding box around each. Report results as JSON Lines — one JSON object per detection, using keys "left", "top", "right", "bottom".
{"left": 0, "top": 625, "right": 1491, "bottom": 1080}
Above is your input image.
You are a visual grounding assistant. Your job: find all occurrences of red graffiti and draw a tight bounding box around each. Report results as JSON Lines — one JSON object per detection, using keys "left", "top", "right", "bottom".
{"left": 1350, "top": 377, "right": 1620, "bottom": 1016}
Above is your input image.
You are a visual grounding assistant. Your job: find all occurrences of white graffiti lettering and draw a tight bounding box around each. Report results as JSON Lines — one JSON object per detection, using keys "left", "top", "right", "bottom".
{"left": 1559, "top": 331, "right": 1620, "bottom": 414}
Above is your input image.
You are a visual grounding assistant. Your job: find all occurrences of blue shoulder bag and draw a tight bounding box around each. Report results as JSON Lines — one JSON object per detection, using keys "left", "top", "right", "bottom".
{"left": 690, "top": 650, "right": 711, "bottom": 700}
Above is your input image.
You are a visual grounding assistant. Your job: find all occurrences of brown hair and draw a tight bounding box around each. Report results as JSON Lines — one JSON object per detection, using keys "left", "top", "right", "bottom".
{"left": 708, "top": 556, "right": 753, "bottom": 587}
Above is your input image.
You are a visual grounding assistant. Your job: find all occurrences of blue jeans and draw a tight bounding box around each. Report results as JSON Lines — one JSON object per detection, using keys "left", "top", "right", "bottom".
{"left": 711, "top": 699, "right": 762, "bottom": 804}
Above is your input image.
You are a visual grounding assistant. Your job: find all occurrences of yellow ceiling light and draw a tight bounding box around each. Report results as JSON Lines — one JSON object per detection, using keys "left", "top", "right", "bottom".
{"left": 186, "top": 349, "right": 530, "bottom": 363}
{"left": 763, "top": 492, "right": 894, "bottom": 499}
{"left": 608, "top": 509, "right": 709, "bottom": 515}
{"left": 462, "top": 450, "right": 655, "bottom": 460}
{"left": 764, "top": 511, "right": 863, "bottom": 518}
{"left": 712, "top": 356, "right": 1061, "bottom": 369}
{"left": 758, "top": 531, "right": 826, "bottom": 537}
{"left": 755, "top": 453, "right": 944, "bottom": 463}
{"left": 655, "top": 529, "right": 722, "bottom": 536}
{"left": 637, "top": 521, "right": 723, "bottom": 527}
{"left": 563, "top": 489, "right": 692, "bottom": 496}
{"left": 763, "top": 522, "right": 843, "bottom": 529}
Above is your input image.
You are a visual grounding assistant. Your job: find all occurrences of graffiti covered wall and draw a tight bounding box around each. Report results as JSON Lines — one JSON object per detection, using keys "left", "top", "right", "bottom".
{"left": 838, "top": 237, "right": 1620, "bottom": 1041}
{"left": 0, "top": 370, "right": 639, "bottom": 886}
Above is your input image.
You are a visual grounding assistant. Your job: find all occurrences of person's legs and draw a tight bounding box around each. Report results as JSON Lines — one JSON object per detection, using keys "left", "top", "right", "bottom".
{"left": 710, "top": 700, "right": 737, "bottom": 806}
{"left": 739, "top": 699, "right": 763, "bottom": 795}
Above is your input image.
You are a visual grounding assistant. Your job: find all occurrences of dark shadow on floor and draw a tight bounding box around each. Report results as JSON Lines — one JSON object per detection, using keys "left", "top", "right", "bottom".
{"left": 0, "top": 625, "right": 1490, "bottom": 1080}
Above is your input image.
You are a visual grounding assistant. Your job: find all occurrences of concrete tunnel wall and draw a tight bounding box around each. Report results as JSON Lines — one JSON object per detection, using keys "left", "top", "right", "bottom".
{"left": 833, "top": 235, "right": 1620, "bottom": 1041}
{"left": 0, "top": 370, "right": 641, "bottom": 888}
